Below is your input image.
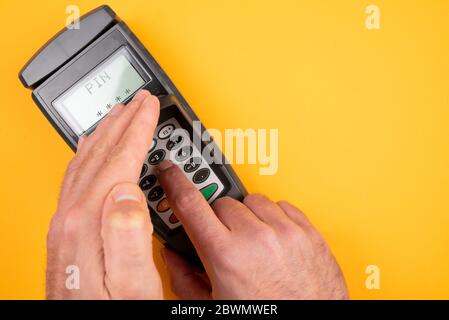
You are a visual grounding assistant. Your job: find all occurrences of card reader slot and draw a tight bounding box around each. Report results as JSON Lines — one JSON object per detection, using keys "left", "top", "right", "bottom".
{"left": 19, "top": 5, "right": 117, "bottom": 89}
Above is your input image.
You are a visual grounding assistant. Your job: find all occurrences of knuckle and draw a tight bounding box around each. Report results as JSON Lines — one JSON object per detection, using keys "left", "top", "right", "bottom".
{"left": 174, "top": 190, "right": 202, "bottom": 211}
{"left": 134, "top": 116, "right": 149, "bottom": 129}
{"left": 282, "top": 228, "right": 308, "bottom": 244}
{"left": 280, "top": 223, "right": 304, "bottom": 240}
{"left": 212, "top": 196, "right": 235, "bottom": 210}
{"left": 90, "top": 141, "right": 112, "bottom": 158}
{"left": 60, "top": 208, "right": 83, "bottom": 241}
{"left": 314, "top": 237, "right": 330, "bottom": 255}
{"left": 47, "top": 212, "right": 63, "bottom": 245}
{"left": 277, "top": 199, "right": 292, "bottom": 207}
{"left": 107, "top": 144, "right": 125, "bottom": 162}
{"left": 286, "top": 228, "right": 303, "bottom": 242}
{"left": 243, "top": 193, "right": 266, "bottom": 205}
{"left": 48, "top": 210, "right": 62, "bottom": 230}
{"left": 161, "top": 165, "right": 182, "bottom": 180}
{"left": 252, "top": 224, "right": 276, "bottom": 243}
{"left": 65, "top": 157, "right": 82, "bottom": 175}
{"left": 107, "top": 144, "right": 138, "bottom": 167}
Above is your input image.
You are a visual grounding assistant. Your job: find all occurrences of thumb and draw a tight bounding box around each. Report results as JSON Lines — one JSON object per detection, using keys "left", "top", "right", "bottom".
{"left": 102, "top": 182, "right": 162, "bottom": 299}
{"left": 162, "top": 247, "right": 211, "bottom": 300}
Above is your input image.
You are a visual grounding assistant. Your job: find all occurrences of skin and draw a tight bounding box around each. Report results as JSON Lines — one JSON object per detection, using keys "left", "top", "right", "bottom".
{"left": 47, "top": 89, "right": 348, "bottom": 299}
{"left": 47, "top": 90, "right": 162, "bottom": 299}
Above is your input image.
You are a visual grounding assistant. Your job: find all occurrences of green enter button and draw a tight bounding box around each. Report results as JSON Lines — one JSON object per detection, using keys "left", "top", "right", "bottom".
{"left": 200, "top": 183, "right": 218, "bottom": 201}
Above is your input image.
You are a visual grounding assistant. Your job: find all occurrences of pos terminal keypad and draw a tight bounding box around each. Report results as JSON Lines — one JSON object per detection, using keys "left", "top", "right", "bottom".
{"left": 139, "top": 117, "right": 224, "bottom": 230}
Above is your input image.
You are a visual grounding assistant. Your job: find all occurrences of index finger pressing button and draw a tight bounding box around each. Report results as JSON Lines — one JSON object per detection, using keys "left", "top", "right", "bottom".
{"left": 156, "top": 162, "right": 229, "bottom": 248}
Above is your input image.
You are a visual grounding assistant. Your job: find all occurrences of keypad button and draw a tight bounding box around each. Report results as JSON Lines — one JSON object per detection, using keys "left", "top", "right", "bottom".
{"left": 200, "top": 183, "right": 218, "bottom": 201}
{"left": 149, "top": 149, "right": 166, "bottom": 165}
{"left": 148, "top": 186, "right": 164, "bottom": 202}
{"left": 139, "top": 174, "right": 156, "bottom": 190}
{"left": 157, "top": 198, "right": 170, "bottom": 213}
{"left": 140, "top": 164, "right": 148, "bottom": 178}
{"left": 149, "top": 138, "right": 157, "bottom": 152}
{"left": 169, "top": 213, "right": 179, "bottom": 224}
{"left": 158, "top": 124, "right": 175, "bottom": 139}
{"left": 175, "top": 146, "right": 192, "bottom": 162}
{"left": 192, "top": 168, "right": 210, "bottom": 184}
{"left": 166, "top": 134, "right": 184, "bottom": 151}
{"left": 184, "top": 157, "right": 202, "bottom": 173}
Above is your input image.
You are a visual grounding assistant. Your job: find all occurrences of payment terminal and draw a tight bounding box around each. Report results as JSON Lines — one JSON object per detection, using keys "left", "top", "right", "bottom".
{"left": 19, "top": 5, "right": 246, "bottom": 266}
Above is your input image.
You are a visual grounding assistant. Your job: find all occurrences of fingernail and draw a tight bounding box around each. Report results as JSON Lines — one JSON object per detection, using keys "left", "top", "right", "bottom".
{"left": 111, "top": 183, "right": 143, "bottom": 203}
{"left": 156, "top": 160, "right": 174, "bottom": 175}
{"left": 132, "top": 89, "right": 150, "bottom": 101}
{"left": 142, "top": 94, "right": 158, "bottom": 109}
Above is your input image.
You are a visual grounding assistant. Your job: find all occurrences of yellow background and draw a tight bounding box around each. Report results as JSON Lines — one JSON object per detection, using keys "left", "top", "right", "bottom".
{"left": 0, "top": 0, "right": 448, "bottom": 299}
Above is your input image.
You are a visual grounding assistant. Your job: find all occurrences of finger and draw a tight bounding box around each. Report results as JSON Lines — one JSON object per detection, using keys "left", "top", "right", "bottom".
{"left": 58, "top": 102, "right": 123, "bottom": 205}
{"left": 162, "top": 248, "right": 211, "bottom": 300}
{"left": 81, "top": 89, "right": 149, "bottom": 156}
{"left": 243, "top": 194, "right": 294, "bottom": 230}
{"left": 102, "top": 182, "right": 162, "bottom": 299}
{"left": 77, "top": 102, "right": 124, "bottom": 160}
{"left": 57, "top": 135, "right": 91, "bottom": 207}
{"left": 212, "top": 196, "right": 265, "bottom": 231}
{"left": 91, "top": 93, "right": 159, "bottom": 183}
{"left": 277, "top": 200, "right": 315, "bottom": 232}
{"left": 81, "top": 94, "right": 160, "bottom": 215}
{"left": 66, "top": 90, "right": 150, "bottom": 205}
{"left": 156, "top": 160, "right": 229, "bottom": 255}
{"left": 77, "top": 135, "right": 87, "bottom": 150}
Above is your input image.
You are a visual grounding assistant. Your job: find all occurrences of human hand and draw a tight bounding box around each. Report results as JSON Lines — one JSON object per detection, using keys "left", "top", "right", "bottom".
{"left": 157, "top": 161, "right": 348, "bottom": 299}
{"left": 46, "top": 90, "right": 162, "bottom": 299}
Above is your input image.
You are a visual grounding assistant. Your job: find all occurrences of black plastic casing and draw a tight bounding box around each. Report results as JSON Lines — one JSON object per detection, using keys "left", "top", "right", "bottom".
{"left": 19, "top": 5, "right": 246, "bottom": 266}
